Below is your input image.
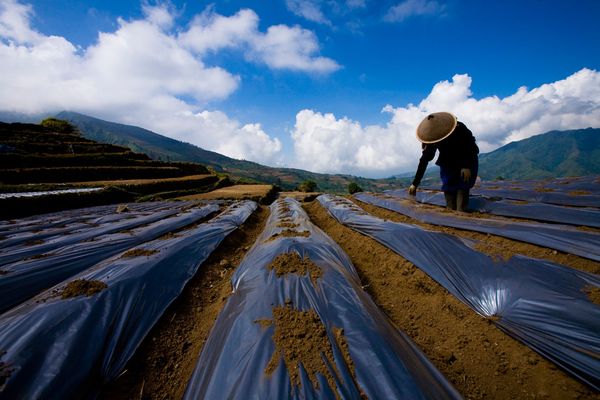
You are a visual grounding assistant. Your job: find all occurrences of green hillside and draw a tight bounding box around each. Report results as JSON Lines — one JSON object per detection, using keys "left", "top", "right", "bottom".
{"left": 479, "top": 128, "right": 600, "bottom": 180}
{"left": 57, "top": 111, "right": 402, "bottom": 192}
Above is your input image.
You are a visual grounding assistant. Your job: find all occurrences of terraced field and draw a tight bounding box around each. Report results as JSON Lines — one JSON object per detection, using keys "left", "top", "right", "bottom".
{"left": 1, "top": 176, "right": 599, "bottom": 399}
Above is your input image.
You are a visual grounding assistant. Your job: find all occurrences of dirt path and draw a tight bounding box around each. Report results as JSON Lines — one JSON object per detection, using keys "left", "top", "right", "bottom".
{"left": 100, "top": 205, "right": 269, "bottom": 400}
{"left": 303, "top": 200, "right": 599, "bottom": 400}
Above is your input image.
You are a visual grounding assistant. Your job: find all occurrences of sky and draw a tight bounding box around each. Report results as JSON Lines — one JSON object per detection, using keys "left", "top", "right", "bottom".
{"left": 1, "top": 0, "right": 599, "bottom": 178}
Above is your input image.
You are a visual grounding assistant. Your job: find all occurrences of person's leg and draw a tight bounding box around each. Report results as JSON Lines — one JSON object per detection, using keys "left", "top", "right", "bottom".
{"left": 444, "top": 191, "right": 457, "bottom": 210}
{"left": 457, "top": 189, "right": 469, "bottom": 211}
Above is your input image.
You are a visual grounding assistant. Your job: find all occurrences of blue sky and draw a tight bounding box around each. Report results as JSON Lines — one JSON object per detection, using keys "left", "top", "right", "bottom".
{"left": 2, "top": 0, "right": 600, "bottom": 177}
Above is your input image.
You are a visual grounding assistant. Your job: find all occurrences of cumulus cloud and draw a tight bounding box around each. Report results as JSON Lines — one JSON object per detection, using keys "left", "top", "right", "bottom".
{"left": 0, "top": 1, "right": 338, "bottom": 165}
{"left": 290, "top": 69, "right": 600, "bottom": 177}
{"left": 384, "top": 0, "right": 445, "bottom": 22}
{"left": 284, "top": 0, "right": 367, "bottom": 26}
{"left": 179, "top": 7, "right": 340, "bottom": 73}
{"left": 285, "top": 0, "right": 331, "bottom": 25}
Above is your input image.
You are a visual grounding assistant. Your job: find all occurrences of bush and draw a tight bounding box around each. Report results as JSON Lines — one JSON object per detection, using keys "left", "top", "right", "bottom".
{"left": 40, "top": 118, "right": 78, "bottom": 134}
{"left": 348, "top": 182, "right": 363, "bottom": 194}
{"left": 298, "top": 180, "right": 317, "bottom": 192}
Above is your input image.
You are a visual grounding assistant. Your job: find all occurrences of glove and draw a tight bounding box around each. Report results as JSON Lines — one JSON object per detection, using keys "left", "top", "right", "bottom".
{"left": 460, "top": 168, "right": 471, "bottom": 183}
{"left": 408, "top": 184, "right": 417, "bottom": 196}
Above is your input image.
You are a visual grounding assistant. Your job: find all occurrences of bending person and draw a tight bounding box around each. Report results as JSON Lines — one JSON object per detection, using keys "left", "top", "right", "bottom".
{"left": 408, "top": 112, "right": 479, "bottom": 211}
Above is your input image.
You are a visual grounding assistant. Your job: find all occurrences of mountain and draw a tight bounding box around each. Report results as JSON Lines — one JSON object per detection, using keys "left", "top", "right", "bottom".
{"left": 478, "top": 128, "right": 600, "bottom": 180}
{"left": 55, "top": 111, "right": 403, "bottom": 192}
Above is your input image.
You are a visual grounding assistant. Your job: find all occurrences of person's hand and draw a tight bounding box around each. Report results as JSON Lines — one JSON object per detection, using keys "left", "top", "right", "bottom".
{"left": 408, "top": 184, "right": 417, "bottom": 196}
{"left": 461, "top": 168, "right": 471, "bottom": 183}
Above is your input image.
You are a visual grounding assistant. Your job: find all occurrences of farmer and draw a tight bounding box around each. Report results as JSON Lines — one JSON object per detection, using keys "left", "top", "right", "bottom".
{"left": 408, "top": 112, "right": 479, "bottom": 211}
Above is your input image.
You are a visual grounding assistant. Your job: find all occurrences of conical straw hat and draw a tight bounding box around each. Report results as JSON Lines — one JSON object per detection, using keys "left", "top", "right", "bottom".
{"left": 416, "top": 112, "right": 457, "bottom": 144}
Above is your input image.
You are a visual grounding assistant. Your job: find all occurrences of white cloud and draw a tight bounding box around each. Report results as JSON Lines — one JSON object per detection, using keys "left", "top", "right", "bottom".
{"left": 0, "top": 0, "right": 40, "bottom": 42}
{"left": 384, "top": 0, "right": 445, "bottom": 22}
{"left": 179, "top": 7, "right": 339, "bottom": 73}
{"left": 285, "top": 0, "right": 331, "bottom": 25}
{"left": 290, "top": 69, "right": 600, "bottom": 177}
{"left": 0, "top": 1, "right": 339, "bottom": 165}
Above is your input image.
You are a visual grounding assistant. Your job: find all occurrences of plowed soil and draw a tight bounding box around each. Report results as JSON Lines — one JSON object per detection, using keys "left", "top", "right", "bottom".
{"left": 267, "top": 252, "right": 323, "bottom": 285}
{"left": 100, "top": 205, "right": 269, "bottom": 400}
{"left": 303, "top": 200, "right": 600, "bottom": 400}
{"left": 100, "top": 196, "right": 600, "bottom": 399}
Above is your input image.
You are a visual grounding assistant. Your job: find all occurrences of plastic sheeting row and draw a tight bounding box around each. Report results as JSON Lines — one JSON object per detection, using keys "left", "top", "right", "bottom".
{"left": 0, "top": 202, "right": 199, "bottom": 266}
{"left": 386, "top": 189, "right": 600, "bottom": 228}
{"left": 475, "top": 176, "right": 600, "bottom": 192}
{"left": 319, "top": 194, "right": 600, "bottom": 390}
{"left": 0, "top": 203, "right": 220, "bottom": 313}
{"left": 0, "top": 201, "right": 176, "bottom": 234}
{"left": 471, "top": 187, "right": 600, "bottom": 208}
{"left": 0, "top": 201, "right": 257, "bottom": 399}
{"left": 360, "top": 192, "right": 600, "bottom": 262}
{"left": 0, "top": 201, "right": 192, "bottom": 251}
{"left": 184, "top": 198, "right": 460, "bottom": 400}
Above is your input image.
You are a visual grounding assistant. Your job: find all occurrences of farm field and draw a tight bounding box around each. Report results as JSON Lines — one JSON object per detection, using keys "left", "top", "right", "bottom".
{"left": 0, "top": 177, "right": 599, "bottom": 399}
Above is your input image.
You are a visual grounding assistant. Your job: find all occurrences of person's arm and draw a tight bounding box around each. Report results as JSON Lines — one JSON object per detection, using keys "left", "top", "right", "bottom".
{"left": 410, "top": 144, "right": 436, "bottom": 193}
{"left": 455, "top": 122, "right": 479, "bottom": 182}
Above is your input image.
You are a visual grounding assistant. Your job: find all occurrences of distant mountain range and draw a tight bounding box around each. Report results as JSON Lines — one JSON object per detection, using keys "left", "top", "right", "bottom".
{"left": 55, "top": 111, "right": 401, "bottom": 192}
{"left": 1, "top": 111, "right": 599, "bottom": 189}
{"left": 478, "top": 127, "right": 600, "bottom": 180}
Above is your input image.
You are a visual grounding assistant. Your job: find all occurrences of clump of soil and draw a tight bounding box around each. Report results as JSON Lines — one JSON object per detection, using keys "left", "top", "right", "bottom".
{"left": 268, "top": 229, "right": 310, "bottom": 241}
{"left": 267, "top": 252, "right": 322, "bottom": 285}
{"left": 158, "top": 232, "right": 181, "bottom": 240}
{"left": 568, "top": 190, "right": 592, "bottom": 196}
{"left": 261, "top": 304, "right": 340, "bottom": 394}
{"left": 120, "top": 248, "right": 159, "bottom": 258}
{"left": 116, "top": 204, "right": 130, "bottom": 213}
{"left": 24, "top": 239, "right": 44, "bottom": 246}
{"left": 472, "top": 242, "right": 512, "bottom": 263}
{"left": 583, "top": 286, "right": 600, "bottom": 305}
{"left": 0, "top": 270, "right": 7, "bottom": 276}
{"left": 303, "top": 200, "right": 598, "bottom": 399}
{"left": 277, "top": 222, "right": 299, "bottom": 229}
{"left": 61, "top": 279, "right": 108, "bottom": 299}
{"left": 534, "top": 187, "right": 554, "bottom": 193}
{"left": 0, "top": 350, "right": 14, "bottom": 389}
{"left": 25, "top": 252, "right": 53, "bottom": 261}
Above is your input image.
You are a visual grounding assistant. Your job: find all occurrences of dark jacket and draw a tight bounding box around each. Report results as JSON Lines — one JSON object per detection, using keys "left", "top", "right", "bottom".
{"left": 412, "top": 121, "right": 479, "bottom": 187}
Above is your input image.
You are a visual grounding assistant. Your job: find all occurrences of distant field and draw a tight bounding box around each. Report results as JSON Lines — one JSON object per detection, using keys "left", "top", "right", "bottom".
{"left": 178, "top": 184, "right": 275, "bottom": 203}
{"left": 71, "top": 174, "right": 214, "bottom": 187}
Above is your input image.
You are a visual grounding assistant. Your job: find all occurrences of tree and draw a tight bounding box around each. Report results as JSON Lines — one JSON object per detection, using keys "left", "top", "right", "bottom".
{"left": 348, "top": 182, "right": 363, "bottom": 194}
{"left": 40, "top": 118, "right": 78, "bottom": 134}
{"left": 298, "top": 180, "right": 317, "bottom": 192}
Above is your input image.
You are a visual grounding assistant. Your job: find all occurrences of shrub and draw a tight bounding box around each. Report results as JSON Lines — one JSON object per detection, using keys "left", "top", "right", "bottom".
{"left": 348, "top": 182, "right": 363, "bottom": 194}
{"left": 40, "top": 118, "right": 78, "bottom": 134}
{"left": 298, "top": 180, "right": 317, "bottom": 192}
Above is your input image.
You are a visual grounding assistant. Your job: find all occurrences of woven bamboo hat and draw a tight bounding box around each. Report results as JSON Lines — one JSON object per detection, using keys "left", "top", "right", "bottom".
{"left": 416, "top": 112, "right": 457, "bottom": 144}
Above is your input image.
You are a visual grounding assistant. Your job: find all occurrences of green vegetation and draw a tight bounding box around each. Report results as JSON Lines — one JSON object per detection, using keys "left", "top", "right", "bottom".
{"left": 348, "top": 182, "right": 363, "bottom": 194}
{"left": 40, "top": 118, "right": 78, "bottom": 134}
{"left": 298, "top": 180, "right": 317, "bottom": 192}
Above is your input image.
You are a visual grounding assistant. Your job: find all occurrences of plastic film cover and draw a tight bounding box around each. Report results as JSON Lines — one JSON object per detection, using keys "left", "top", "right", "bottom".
{"left": 387, "top": 188, "right": 600, "bottom": 228}
{"left": 319, "top": 194, "right": 600, "bottom": 390}
{"left": 0, "top": 203, "right": 219, "bottom": 313}
{"left": 361, "top": 192, "right": 600, "bottom": 262}
{"left": 0, "top": 202, "right": 193, "bottom": 266}
{"left": 184, "top": 198, "right": 460, "bottom": 400}
{"left": 0, "top": 201, "right": 256, "bottom": 399}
